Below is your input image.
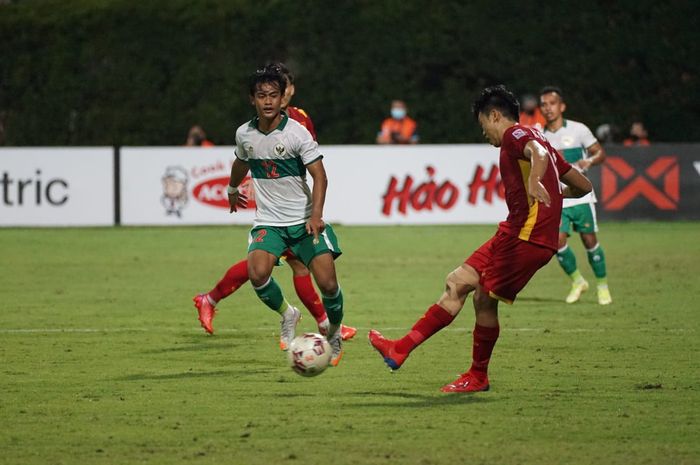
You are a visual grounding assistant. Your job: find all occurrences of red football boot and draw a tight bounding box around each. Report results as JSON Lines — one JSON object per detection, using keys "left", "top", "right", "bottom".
{"left": 193, "top": 294, "right": 216, "bottom": 335}
{"left": 440, "top": 371, "right": 490, "bottom": 393}
{"left": 368, "top": 330, "right": 409, "bottom": 370}
{"left": 340, "top": 324, "right": 357, "bottom": 341}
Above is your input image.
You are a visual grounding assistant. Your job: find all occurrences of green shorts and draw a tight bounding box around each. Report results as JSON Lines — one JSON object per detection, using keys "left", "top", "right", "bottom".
{"left": 560, "top": 203, "right": 599, "bottom": 235}
{"left": 248, "top": 223, "right": 342, "bottom": 267}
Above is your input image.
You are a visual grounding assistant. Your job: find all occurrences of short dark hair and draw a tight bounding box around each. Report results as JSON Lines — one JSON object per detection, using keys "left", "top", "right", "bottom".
{"left": 472, "top": 85, "right": 520, "bottom": 122}
{"left": 249, "top": 64, "right": 287, "bottom": 96}
{"left": 272, "top": 62, "right": 294, "bottom": 85}
{"left": 539, "top": 85, "right": 564, "bottom": 102}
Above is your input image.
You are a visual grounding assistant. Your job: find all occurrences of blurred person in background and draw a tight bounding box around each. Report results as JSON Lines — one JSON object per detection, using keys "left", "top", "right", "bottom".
{"left": 185, "top": 124, "right": 215, "bottom": 147}
{"left": 518, "top": 94, "right": 545, "bottom": 131}
{"left": 377, "top": 100, "right": 419, "bottom": 144}
{"left": 623, "top": 121, "right": 650, "bottom": 146}
{"left": 595, "top": 123, "right": 617, "bottom": 144}
{"left": 540, "top": 86, "right": 612, "bottom": 306}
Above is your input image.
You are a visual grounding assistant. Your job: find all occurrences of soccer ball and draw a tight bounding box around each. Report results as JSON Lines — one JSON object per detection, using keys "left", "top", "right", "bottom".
{"left": 288, "top": 333, "right": 332, "bottom": 377}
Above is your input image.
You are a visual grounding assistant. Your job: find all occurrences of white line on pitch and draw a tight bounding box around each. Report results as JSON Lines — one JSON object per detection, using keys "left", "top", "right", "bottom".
{"left": 0, "top": 327, "right": 691, "bottom": 334}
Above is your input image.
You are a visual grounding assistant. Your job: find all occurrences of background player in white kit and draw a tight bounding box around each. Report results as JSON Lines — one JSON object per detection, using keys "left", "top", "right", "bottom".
{"left": 226, "top": 65, "right": 346, "bottom": 365}
{"left": 540, "top": 86, "right": 612, "bottom": 305}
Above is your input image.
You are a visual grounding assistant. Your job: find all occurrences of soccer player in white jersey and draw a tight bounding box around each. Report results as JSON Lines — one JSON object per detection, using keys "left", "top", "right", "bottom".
{"left": 226, "top": 65, "right": 345, "bottom": 365}
{"left": 540, "top": 86, "right": 612, "bottom": 305}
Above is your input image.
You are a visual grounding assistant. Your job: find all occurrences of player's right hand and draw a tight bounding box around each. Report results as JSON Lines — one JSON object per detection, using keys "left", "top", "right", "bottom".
{"left": 305, "top": 216, "right": 325, "bottom": 245}
{"left": 228, "top": 190, "right": 248, "bottom": 213}
{"left": 528, "top": 181, "right": 551, "bottom": 207}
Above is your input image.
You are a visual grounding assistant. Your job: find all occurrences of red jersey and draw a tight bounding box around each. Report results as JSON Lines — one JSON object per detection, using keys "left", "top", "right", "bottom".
{"left": 287, "top": 106, "right": 317, "bottom": 141}
{"left": 497, "top": 125, "right": 572, "bottom": 251}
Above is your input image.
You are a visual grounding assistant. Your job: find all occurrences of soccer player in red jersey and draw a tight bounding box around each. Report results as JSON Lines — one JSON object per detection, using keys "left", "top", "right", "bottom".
{"left": 286, "top": 107, "right": 316, "bottom": 141}
{"left": 369, "top": 85, "right": 592, "bottom": 392}
{"left": 194, "top": 63, "right": 357, "bottom": 343}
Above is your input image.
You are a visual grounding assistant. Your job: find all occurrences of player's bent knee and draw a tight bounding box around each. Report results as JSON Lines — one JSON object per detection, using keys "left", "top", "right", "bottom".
{"left": 248, "top": 263, "right": 272, "bottom": 287}
{"left": 437, "top": 291, "right": 462, "bottom": 315}
{"left": 581, "top": 234, "right": 598, "bottom": 249}
{"left": 317, "top": 280, "right": 338, "bottom": 296}
{"left": 437, "top": 266, "right": 478, "bottom": 315}
{"left": 454, "top": 264, "right": 480, "bottom": 288}
{"left": 249, "top": 272, "right": 270, "bottom": 288}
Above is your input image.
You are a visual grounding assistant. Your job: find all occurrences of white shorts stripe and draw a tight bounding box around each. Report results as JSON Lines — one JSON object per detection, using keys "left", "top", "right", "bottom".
{"left": 321, "top": 230, "right": 334, "bottom": 251}
{"left": 590, "top": 203, "right": 599, "bottom": 232}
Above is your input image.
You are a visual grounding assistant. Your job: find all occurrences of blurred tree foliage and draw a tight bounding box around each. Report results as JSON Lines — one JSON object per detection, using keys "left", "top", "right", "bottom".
{"left": 0, "top": 0, "right": 697, "bottom": 145}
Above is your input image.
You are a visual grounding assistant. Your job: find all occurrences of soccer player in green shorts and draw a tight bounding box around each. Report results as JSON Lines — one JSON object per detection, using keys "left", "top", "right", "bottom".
{"left": 540, "top": 86, "right": 612, "bottom": 305}
{"left": 226, "top": 64, "right": 345, "bottom": 365}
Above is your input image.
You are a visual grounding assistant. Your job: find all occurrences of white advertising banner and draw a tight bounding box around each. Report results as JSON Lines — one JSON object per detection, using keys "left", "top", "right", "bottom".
{"left": 120, "top": 147, "right": 256, "bottom": 225}
{"left": 0, "top": 148, "right": 114, "bottom": 227}
{"left": 120, "top": 145, "right": 507, "bottom": 226}
{"left": 323, "top": 145, "right": 507, "bottom": 225}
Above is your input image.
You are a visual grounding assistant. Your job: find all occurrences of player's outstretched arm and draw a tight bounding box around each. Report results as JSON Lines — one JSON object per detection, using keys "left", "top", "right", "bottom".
{"left": 227, "top": 158, "right": 250, "bottom": 213}
{"left": 560, "top": 168, "right": 592, "bottom": 199}
{"left": 305, "top": 160, "right": 327, "bottom": 243}
{"left": 523, "top": 140, "right": 551, "bottom": 207}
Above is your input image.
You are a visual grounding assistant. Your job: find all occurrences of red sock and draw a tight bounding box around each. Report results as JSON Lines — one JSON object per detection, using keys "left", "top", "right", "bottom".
{"left": 208, "top": 259, "right": 249, "bottom": 303}
{"left": 469, "top": 324, "right": 500, "bottom": 378}
{"left": 395, "top": 304, "right": 455, "bottom": 354}
{"left": 293, "top": 274, "right": 327, "bottom": 324}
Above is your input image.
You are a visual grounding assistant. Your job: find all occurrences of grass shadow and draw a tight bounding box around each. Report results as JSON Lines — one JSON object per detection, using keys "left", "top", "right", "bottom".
{"left": 345, "top": 390, "right": 492, "bottom": 408}
{"left": 139, "top": 341, "right": 239, "bottom": 355}
{"left": 114, "top": 369, "right": 273, "bottom": 381}
{"left": 517, "top": 296, "right": 566, "bottom": 304}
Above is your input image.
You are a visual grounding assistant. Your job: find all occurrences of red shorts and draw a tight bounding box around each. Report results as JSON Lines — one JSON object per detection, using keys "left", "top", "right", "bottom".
{"left": 465, "top": 230, "right": 554, "bottom": 304}
{"left": 281, "top": 249, "right": 296, "bottom": 260}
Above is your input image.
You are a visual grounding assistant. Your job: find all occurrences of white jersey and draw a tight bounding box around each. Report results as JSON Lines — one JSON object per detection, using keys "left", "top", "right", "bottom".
{"left": 543, "top": 119, "right": 598, "bottom": 208}
{"left": 234, "top": 113, "right": 323, "bottom": 226}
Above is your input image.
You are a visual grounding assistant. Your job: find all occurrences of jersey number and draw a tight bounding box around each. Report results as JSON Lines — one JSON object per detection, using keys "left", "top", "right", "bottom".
{"left": 261, "top": 161, "right": 279, "bottom": 179}
{"left": 253, "top": 229, "right": 267, "bottom": 243}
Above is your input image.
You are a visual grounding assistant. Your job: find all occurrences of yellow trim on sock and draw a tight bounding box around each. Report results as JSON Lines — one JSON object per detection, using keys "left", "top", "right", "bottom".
{"left": 570, "top": 270, "right": 584, "bottom": 283}
{"left": 276, "top": 299, "right": 291, "bottom": 314}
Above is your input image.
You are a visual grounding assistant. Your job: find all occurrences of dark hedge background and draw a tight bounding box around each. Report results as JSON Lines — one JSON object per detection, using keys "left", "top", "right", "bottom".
{"left": 0, "top": 0, "right": 697, "bottom": 146}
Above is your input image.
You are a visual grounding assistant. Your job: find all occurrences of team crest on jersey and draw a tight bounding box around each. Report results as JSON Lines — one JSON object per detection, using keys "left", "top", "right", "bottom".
{"left": 512, "top": 128, "right": 528, "bottom": 140}
{"left": 562, "top": 135, "right": 575, "bottom": 146}
{"left": 274, "top": 143, "right": 286, "bottom": 156}
{"left": 244, "top": 143, "right": 254, "bottom": 155}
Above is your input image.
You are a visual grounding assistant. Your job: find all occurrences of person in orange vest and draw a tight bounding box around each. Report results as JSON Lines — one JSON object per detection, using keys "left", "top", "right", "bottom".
{"left": 185, "top": 125, "right": 215, "bottom": 147}
{"left": 623, "top": 121, "right": 650, "bottom": 146}
{"left": 377, "top": 100, "right": 419, "bottom": 144}
{"left": 519, "top": 94, "right": 546, "bottom": 131}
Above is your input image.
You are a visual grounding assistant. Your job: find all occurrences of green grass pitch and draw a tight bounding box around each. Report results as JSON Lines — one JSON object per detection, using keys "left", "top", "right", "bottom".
{"left": 1, "top": 223, "right": 699, "bottom": 465}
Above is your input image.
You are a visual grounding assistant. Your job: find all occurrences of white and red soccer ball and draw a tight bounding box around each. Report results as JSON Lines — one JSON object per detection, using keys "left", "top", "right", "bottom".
{"left": 288, "top": 333, "right": 331, "bottom": 377}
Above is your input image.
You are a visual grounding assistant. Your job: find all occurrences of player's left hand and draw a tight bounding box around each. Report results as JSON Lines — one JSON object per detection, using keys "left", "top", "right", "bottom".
{"left": 306, "top": 216, "right": 325, "bottom": 245}
{"left": 528, "top": 181, "right": 551, "bottom": 207}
